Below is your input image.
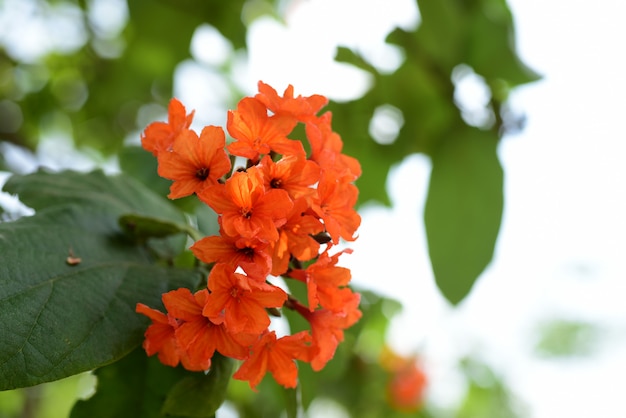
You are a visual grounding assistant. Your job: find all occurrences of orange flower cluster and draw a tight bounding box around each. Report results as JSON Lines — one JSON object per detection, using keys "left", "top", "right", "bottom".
{"left": 136, "top": 81, "right": 362, "bottom": 389}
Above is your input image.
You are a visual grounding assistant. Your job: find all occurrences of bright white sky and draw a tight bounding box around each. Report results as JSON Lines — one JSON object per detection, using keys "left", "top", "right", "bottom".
{"left": 1, "top": 0, "right": 625, "bottom": 417}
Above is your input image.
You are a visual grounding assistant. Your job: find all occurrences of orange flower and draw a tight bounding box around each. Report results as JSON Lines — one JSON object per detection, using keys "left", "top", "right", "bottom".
{"left": 233, "top": 330, "right": 312, "bottom": 390}
{"left": 163, "top": 288, "right": 250, "bottom": 368}
{"left": 227, "top": 97, "right": 302, "bottom": 162}
{"left": 198, "top": 167, "right": 293, "bottom": 241}
{"left": 141, "top": 98, "right": 195, "bottom": 156}
{"left": 157, "top": 126, "right": 231, "bottom": 199}
{"left": 202, "top": 263, "right": 287, "bottom": 334}
{"left": 290, "top": 294, "right": 361, "bottom": 371}
{"left": 271, "top": 197, "right": 324, "bottom": 276}
{"left": 380, "top": 347, "right": 427, "bottom": 412}
{"left": 257, "top": 154, "right": 320, "bottom": 200}
{"left": 310, "top": 173, "right": 361, "bottom": 244}
{"left": 135, "top": 303, "right": 197, "bottom": 370}
{"left": 288, "top": 247, "right": 354, "bottom": 312}
{"left": 190, "top": 233, "right": 272, "bottom": 279}
{"left": 255, "top": 81, "right": 328, "bottom": 123}
{"left": 305, "top": 112, "right": 361, "bottom": 181}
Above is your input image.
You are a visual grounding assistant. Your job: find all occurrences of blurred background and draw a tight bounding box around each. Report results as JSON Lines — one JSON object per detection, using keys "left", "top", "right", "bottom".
{"left": 0, "top": 0, "right": 625, "bottom": 417}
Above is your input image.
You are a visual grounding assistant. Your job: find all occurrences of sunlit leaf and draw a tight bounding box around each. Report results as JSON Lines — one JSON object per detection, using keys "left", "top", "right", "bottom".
{"left": 457, "top": 358, "right": 525, "bottom": 418}
{"left": 534, "top": 319, "right": 600, "bottom": 358}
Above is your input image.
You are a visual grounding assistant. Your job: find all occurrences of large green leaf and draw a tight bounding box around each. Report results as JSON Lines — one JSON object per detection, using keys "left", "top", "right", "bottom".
{"left": 0, "top": 170, "right": 201, "bottom": 390}
{"left": 162, "top": 354, "right": 234, "bottom": 417}
{"left": 424, "top": 128, "right": 503, "bottom": 304}
{"left": 71, "top": 348, "right": 188, "bottom": 418}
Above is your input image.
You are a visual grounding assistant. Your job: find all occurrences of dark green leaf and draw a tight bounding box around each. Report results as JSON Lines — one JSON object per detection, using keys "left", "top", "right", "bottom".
{"left": 119, "top": 214, "right": 188, "bottom": 241}
{"left": 162, "top": 354, "right": 234, "bottom": 417}
{"left": 70, "top": 348, "right": 188, "bottom": 418}
{"left": 3, "top": 169, "right": 182, "bottom": 221}
{"left": 424, "top": 128, "right": 503, "bottom": 304}
{"left": 0, "top": 170, "right": 201, "bottom": 389}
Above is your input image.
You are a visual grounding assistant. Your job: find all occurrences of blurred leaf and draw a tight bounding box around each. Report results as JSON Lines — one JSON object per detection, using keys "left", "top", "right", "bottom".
{"left": 534, "top": 319, "right": 600, "bottom": 358}
{"left": 118, "top": 146, "right": 171, "bottom": 198}
{"left": 9, "top": 0, "right": 249, "bottom": 155}
{"left": 284, "top": 387, "right": 298, "bottom": 418}
{"left": 457, "top": 358, "right": 525, "bottom": 418}
{"left": 332, "top": 0, "right": 538, "bottom": 208}
{"left": 413, "top": 0, "right": 465, "bottom": 71}
{"left": 71, "top": 348, "right": 188, "bottom": 418}
{"left": 463, "top": 0, "right": 541, "bottom": 98}
{"left": 0, "top": 170, "right": 201, "bottom": 389}
{"left": 119, "top": 146, "right": 200, "bottom": 214}
{"left": 162, "top": 354, "right": 234, "bottom": 417}
{"left": 424, "top": 128, "right": 503, "bottom": 304}
{"left": 195, "top": 201, "right": 220, "bottom": 237}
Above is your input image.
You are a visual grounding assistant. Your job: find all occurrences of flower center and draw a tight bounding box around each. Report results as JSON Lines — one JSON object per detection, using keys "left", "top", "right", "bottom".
{"left": 270, "top": 178, "right": 282, "bottom": 188}
{"left": 239, "top": 247, "right": 255, "bottom": 259}
{"left": 241, "top": 208, "right": 252, "bottom": 219}
{"left": 195, "top": 167, "right": 209, "bottom": 180}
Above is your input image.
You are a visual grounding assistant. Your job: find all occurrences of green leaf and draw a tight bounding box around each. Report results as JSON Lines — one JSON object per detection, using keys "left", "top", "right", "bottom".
{"left": 162, "top": 354, "right": 234, "bottom": 417}
{"left": 534, "top": 319, "right": 600, "bottom": 358}
{"left": 118, "top": 146, "right": 172, "bottom": 199}
{"left": 424, "top": 128, "right": 503, "bottom": 304}
{"left": 0, "top": 170, "right": 201, "bottom": 390}
{"left": 457, "top": 358, "right": 524, "bottom": 418}
{"left": 464, "top": 0, "right": 541, "bottom": 95}
{"left": 284, "top": 387, "right": 298, "bottom": 418}
{"left": 70, "top": 348, "right": 188, "bottom": 418}
{"left": 413, "top": 0, "right": 466, "bottom": 71}
{"left": 3, "top": 169, "right": 181, "bottom": 220}
{"left": 119, "top": 214, "right": 190, "bottom": 241}
{"left": 118, "top": 146, "right": 200, "bottom": 214}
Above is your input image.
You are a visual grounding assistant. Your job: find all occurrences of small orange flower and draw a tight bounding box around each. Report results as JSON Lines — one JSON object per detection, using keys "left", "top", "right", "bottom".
{"left": 233, "top": 330, "right": 312, "bottom": 390}
{"left": 257, "top": 154, "right": 320, "bottom": 200}
{"left": 291, "top": 294, "right": 361, "bottom": 371}
{"left": 305, "top": 112, "right": 361, "bottom": 181}
{"left": 157, "top": 126, "right": 231, "bottom": 199}
{"left": 227, "top": 97, "right": 303, "bottom": 163}
{"left": 288, "top": 247, "right": 354, "bottom": 312}
{"left": 202, "top": 263, "right": 287, "bottom": 334}
{"left": 190, "top": 233, "right": 272, "bottom": 279}
{"left": 164, "top": 288, "right": 250, "bottom": 367}
{"left": 310, "top": 173, "right": 361, "bottom": 244}
{"left": 135, "top": 303, "right": 196, "bottom": 370}
{"left": 141, "top": 98, "right": 195, "bottom": 156}
{"left": 198, "top": 167, "right": 293, "bottom": 241}
{"left": 271, "top": 197, "right": 324, "bottom": 276}
{"left": 255, "top": 81, "right": 328, "bottom": 123}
